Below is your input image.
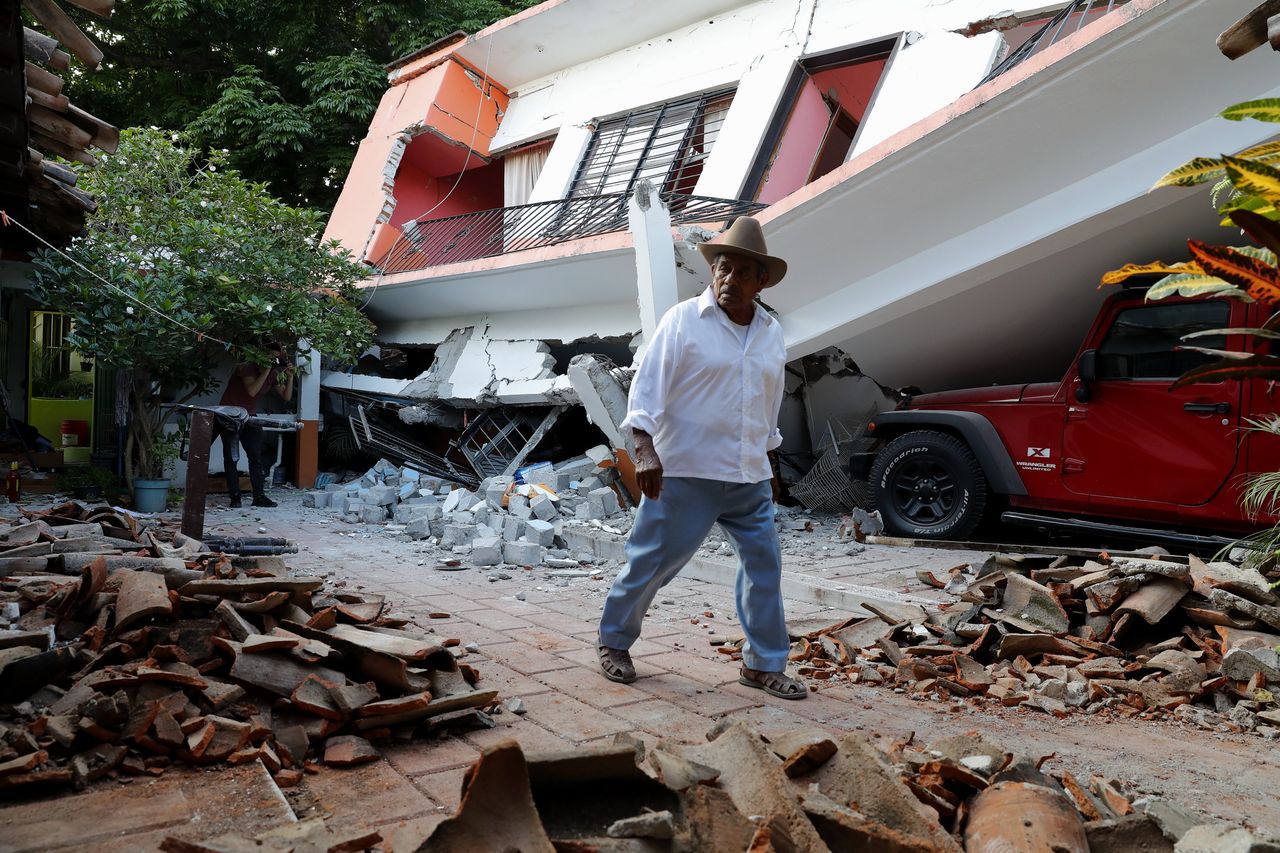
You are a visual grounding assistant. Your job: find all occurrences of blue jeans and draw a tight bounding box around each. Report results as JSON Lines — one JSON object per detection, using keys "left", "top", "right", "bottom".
{"left": 598, "top": 477, "right": 789, "bottom": 672}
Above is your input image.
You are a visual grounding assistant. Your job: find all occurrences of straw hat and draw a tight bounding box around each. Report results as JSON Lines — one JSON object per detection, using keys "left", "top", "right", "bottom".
{"left": 696, "top": 216, "right": 787, "bottom": 286}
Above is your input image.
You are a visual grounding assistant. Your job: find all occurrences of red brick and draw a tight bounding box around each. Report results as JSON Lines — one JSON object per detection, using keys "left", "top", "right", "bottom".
{"left": 535, "top": 668, "right": 648, "bottom": 709}
{"left": 482, "top": 641, "right": 578, "bottom": 676}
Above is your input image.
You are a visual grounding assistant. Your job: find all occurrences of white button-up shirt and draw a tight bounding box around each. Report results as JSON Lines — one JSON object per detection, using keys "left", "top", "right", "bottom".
{"left": 621, "top": 287, "right": 786, "bottom": 484}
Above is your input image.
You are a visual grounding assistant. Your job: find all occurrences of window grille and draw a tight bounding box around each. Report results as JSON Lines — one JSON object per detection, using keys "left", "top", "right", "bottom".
{"left": 568, "top": 90, "right": 735, "bottom": 208}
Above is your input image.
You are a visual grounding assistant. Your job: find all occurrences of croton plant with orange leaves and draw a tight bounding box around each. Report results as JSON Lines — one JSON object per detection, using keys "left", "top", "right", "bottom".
{"left": 1102, "top": 99, "right": 1280, "bottom": 388}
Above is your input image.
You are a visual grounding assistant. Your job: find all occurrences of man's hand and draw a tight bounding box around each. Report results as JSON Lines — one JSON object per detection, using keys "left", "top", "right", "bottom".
{"left": 632, "top": 429, "right": 663, "bottom": 501}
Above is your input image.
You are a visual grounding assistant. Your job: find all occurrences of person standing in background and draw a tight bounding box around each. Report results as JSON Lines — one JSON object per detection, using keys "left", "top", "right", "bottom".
{"left": 214, "top": 351, "right": 294, "bottom": 508}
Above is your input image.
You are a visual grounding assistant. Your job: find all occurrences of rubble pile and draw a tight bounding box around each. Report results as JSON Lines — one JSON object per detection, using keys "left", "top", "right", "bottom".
{"left": 165, "top": 720, "right": 1274, "bottom": 852}
{"left": 792, "top": 551, "right": 1280, "bottom": 733}
{"left": 0, "top": 502, "right": 495, "bottom": 794}
{"left": 308, "top": 451, "right": 635, "bottom": 568}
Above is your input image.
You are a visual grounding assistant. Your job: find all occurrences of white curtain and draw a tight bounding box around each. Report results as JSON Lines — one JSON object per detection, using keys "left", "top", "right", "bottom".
{"left": 504, "top": 143, "right": 551, "bottom": 208}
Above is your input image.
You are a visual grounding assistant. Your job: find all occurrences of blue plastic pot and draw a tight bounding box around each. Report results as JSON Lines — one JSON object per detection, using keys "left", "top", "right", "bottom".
{"left": 132, "top": 478, "right": 170, "bottom": 513}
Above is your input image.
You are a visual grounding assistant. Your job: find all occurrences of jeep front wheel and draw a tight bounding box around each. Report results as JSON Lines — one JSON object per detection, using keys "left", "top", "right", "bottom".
{"left": 868, "top": 430, "right": 987, "bottom": 540}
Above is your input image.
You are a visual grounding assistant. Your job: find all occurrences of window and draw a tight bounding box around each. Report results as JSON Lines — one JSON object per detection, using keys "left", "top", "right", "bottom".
{"left": 1096, "top": 302, "right": 1229, "bottom": 380}
{"left": 568, "top": 90, "right": 735, "bottom": 205}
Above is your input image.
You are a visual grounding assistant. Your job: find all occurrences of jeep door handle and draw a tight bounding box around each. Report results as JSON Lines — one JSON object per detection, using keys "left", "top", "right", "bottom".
{"left": 1183, "top": 402, "right": 1230, "bottom": 414}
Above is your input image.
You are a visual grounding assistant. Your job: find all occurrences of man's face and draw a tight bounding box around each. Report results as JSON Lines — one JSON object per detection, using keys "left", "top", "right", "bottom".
{"left": 711, "top": 253, "right": 770, "bottom": 316}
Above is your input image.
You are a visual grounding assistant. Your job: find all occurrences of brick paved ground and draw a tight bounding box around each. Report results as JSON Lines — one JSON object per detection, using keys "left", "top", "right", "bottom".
{"left": 5, "top": 492, "right": 1279, "bottom": 850}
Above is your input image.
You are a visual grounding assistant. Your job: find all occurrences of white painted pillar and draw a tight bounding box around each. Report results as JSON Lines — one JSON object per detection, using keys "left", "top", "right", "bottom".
{"left": 299, "top": 347, "right": 321, "bottom": 420}
{"left": 693, "top": 52, "right": 797, "bottom": 200}
{"left": 628, "top": 180, "right": 679, "bottom": 351}
{"left": 527, "top": 122, "right": 594, "bottom": 204}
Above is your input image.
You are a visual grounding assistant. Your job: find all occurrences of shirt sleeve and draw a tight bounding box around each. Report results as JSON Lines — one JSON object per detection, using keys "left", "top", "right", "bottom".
{"left": 765, "top": 332, "right": 785, "bottom": 452}
{"left": 620, "top": 307, "right": 681, "bottom": 436}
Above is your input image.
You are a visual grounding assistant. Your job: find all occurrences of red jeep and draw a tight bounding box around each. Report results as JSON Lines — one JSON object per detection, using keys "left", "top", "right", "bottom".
{"left": 859, "top": 288, "right": 1280, "bottom": 547}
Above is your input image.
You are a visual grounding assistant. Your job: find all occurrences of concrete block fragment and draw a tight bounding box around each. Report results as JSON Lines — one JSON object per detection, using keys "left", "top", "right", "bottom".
{"left": 575, "top": 502, "right": 597, "bottom": 521}
{"left": 342, "top": 495, "right": 365, "bottom": 514}
{"left": 472, "top": 541, "right": 503, "bottom": 566}
{"left": 303, "top": 491, "right": 330, "bottom": 509}
{"left": 503, "top": 516, "right": 526, "bottom": 542}
{"left": 486, "top": 478, "right": 512, "bottom": 509}
{"left": 509, "top": 496, "right": 533, "bottom": 520}
{"left": 588, "top": 487, "right": 619, "bottom": 518}
{"left": 525, "top": 519, "right": 555, "bottom": 547}
{"left": 472, "top": 505, "right": 492, "bottom": 526}
{"left": 366, "top": 485, "right": 397, "bottom": 507}
{"left": 406, "top": 517, "right": 433, "bottom": 540}
{"left": 359, "top": 505, "right": 387, "bottom": 524}
{"left": 503, "top": 541, "right": 544, "bottom": 566}
{"left": 454, "top": 490, "right": 479, "bottom": 512}
{"left": 401, "top": 468, "right": 421, "bottom": 482}
{"left": 1222, "top": 646, "right": 1280, "bottom": 682}
{"left": 578, "top": 476, "right": 603, "bottom": 496}
{"left": 420, "top": 478, "right": 442, "bottom": 494}
{"left": 450, "top": 510, "right": 475, "bottom": 526}
{"left": 398, "top": 481, "right": 417, "bottom": 502}
{"left": 530, "top": 493, "right": 558, "bottom": 521}
{"left": 441, "top": 524, "right": 477, "bottom": 548}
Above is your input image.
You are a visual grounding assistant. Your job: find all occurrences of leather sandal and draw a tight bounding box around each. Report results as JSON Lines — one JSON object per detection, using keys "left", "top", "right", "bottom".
{"left": 739, "top": 666, "right": 807, "bottom": 700}
{"left": 598, "top": 644, "right": 637, "bottom": 684}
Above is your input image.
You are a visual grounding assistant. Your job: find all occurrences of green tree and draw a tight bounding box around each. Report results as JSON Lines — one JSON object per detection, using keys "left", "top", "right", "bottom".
{"left": 28, "top": 128, "right": 376, "bottom": 481}
{"left": 63, "top": 0, "right": 538, "bottom": 208}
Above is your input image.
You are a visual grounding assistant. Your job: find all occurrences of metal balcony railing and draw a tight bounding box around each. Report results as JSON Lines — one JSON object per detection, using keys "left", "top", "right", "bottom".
{"left": 978, "top": 0, "right": 1128, "bottom": 87}
{"left": 373, "top": 191, "right": 766, "bottom": 276}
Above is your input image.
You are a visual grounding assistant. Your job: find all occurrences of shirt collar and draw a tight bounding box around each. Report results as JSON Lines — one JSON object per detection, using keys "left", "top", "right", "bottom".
{"left": 697, "top": 286, "right": 775, "bottom": 327}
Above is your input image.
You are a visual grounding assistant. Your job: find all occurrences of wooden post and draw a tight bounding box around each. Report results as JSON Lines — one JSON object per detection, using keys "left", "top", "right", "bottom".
{"left": 181, "top": 410, "right": 214, "bottom": 541}
{"left": 294, "top": 420, "right": 318, "bottom": 489}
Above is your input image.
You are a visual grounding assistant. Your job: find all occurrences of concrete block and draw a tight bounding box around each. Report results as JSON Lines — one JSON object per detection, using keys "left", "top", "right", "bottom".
{"left": 398, "top": 481, "right": 417, "bottom": 502}
{"left": 578, "top": 476, "right": 603, "bottom": 496}
{"left": 406, "top": 516, "right": 432, "bottom": 540}
{"left": 503, "top": 516, "right": 526, "bottom": 542}
{"left": 486, "top": 477, "right": 513, "bottom": 509}
{"left": 366, "top": 485, "right": 397, "bottom": 507}
{"left": 509, "top": 495, "right": 533, "bottom": 520}
{"left": 575, "top": 502, "right": 597, "bottom": 521}
{"left": 372, "top": 458, "right": 398, "bottom": 476}
{"left": 530, "top": 493, "right": 558, "bottom": 521}
{"left": 554, "top": 455, "right": 596, "bottom": 481}
{"left": 450, "top": 510, "right": 476, "bottom": 526}
{"left": 325, "top": 483, "right": 345, "bottom": 493}
{"left": 384, "top": 475, "right": 401, "bottom": 488}
{"left": 472, "top": 505, "right": 492, "bottom": 527}
{"left": 440, "top": 523, "right": 477, "bottom": 548}
{"left": 472, "top": 540, "right": 503, "bottom": 566}
{"left": 503, "top": 541, "right": 544, "bottom": 566}
{"left": 343, "top": 513, "right": 360, "bottom": 524}
{"left": 420, "top": 478, "right": 442, "bottom": 494}
{"left": 525, "top": 519, "right": 555, "bottom": 547}
{"left": 359, "top": 505, "right": 387, "bottom": 524}
{"left": 343, "top": 498, "right": 366, "bottom": 516}
{"left": 588, "top": 487, "right": 619, "bottom": 518}
{"left": 401, "top": 467, "right": 421, "bottom": 482}
{"left": 303, "top": 491, "right": 330, "bottom": 509}
{"left": 441, "top": 489, "right": 462, "bottom": 514}
{"left": 455, "top": 490, "right": 479, "bottom": 512}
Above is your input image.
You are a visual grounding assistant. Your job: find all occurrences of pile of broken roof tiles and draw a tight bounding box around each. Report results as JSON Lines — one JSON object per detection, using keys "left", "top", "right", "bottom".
{"left": 166, "top": 720, "right": 1273, "bottom": 852}
{"left": 790, "top": 551, "right": 1280, "bottom": 733}
{"left": 0, "top": 502, "right": 494, "bottom": 793}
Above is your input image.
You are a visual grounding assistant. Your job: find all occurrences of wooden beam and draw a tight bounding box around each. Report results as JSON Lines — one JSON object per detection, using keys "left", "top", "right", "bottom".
{"left": 22, "top": 27, "right": 70, "bottom": 71}
{"left": 36, "top": 173, "right": 94, "bottom": 213}
{"left": 66, "top": 103, "right": 118, "bottom": 153}
{"left": 24, "top": 61, "right": 65, "bottom": 96}
{"left": 63, "top": 0, "right": 114, "bottom": 17}
{"left": 28, "top": 104, "right": 92, "bottom": 150}
{"left": 1218, "top": 0, "right": 1280, "bottom": 59}
{"left": 40, "top": 158, "right": 76, "bottom": 186}
{"left": 27, "top": 86, "right": 69, "bottom": 113}
{"left": 22, "top": 0, "right": 104, "bottom": 69}
{"left": 29, "top": 128, "right": 95, "bottom": 166}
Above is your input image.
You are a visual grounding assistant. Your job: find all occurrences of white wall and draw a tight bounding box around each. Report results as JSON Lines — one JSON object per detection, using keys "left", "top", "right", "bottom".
{"left": 489, "top": 0, "right": 1052, "bottom": 203}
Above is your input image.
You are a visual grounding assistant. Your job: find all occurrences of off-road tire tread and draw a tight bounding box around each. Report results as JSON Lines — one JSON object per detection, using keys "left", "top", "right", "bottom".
{"left": 868, "top": 429, "right": 987, "bottom": 540}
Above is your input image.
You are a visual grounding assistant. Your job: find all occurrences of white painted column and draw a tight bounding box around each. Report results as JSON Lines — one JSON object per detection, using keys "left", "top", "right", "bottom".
{"left": 526, "top": 122, "right": 594, "bottom": 204}
{"left": 693, "top": 52, "right": 797, "bottom": 200}
{"left": 628, "top": 181, "right": 679, "bottom": 352}
{"left": 299, "top": 347, "right": 321, "bottom": 420}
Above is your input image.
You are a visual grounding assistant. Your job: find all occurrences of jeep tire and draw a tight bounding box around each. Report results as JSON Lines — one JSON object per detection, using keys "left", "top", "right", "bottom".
{"left": 869, "top": 430, "right": 987, "bottom": 540}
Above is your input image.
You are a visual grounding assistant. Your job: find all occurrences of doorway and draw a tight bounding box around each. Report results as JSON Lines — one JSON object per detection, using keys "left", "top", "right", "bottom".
{"left": 28, "top": 310, "right": 94, "bottom": 452}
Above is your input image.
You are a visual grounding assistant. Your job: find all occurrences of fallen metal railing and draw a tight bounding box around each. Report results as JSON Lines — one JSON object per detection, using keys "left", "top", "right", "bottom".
{"left": 374, "top": 191, "right": 765, "bottom": 276}
{"left": 977, "top": 0, "right": 1128, "bottom": 87}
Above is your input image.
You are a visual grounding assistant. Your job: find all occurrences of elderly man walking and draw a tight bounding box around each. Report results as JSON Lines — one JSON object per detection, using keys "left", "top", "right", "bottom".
{"left": 596, "top": 217, "right": 805, "bottom": 700}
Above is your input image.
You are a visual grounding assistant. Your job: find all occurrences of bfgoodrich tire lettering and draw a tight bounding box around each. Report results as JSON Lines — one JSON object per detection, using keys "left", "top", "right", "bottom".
{"left": 868, "top": 430, "right": 987, "bottom": 540}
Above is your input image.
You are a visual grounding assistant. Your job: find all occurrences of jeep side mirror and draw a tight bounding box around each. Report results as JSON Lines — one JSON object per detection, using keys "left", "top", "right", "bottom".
{"left": 1076, "top": 349, "right": 1097, "bottom": 402}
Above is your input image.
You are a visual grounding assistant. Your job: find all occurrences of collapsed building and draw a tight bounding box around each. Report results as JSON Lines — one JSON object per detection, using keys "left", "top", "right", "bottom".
{"left": 320, "top": 0, "right": 1279, "bottom": 496}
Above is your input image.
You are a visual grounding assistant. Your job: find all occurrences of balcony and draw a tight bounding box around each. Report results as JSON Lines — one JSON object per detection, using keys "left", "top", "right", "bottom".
{"left": 979, "top": 0, "right": 1131, "bottom": 86}
{"left": 372, "top": 191, "right": 765, "bottom": 276}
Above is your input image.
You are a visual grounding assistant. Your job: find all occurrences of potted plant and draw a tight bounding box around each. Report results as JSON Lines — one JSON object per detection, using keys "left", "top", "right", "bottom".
{"left": 131, "top": 431, "right": 181, "bottom": 512}
{"left": 56, "top": 464, "right": 119, "bottom": 501}
{"left": 27, "top": 129, "right": 375, "bottom": 508}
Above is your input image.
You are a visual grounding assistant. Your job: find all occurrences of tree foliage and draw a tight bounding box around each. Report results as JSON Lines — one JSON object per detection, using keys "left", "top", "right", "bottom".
{"left": 64, "top": 0, "right": 539, "bottom": 208}
{"left": 1103, "top": 100, "right": 1280, "bottom": 389}
{"left": 28, "top": 128, "right": 376, "bottom": 479}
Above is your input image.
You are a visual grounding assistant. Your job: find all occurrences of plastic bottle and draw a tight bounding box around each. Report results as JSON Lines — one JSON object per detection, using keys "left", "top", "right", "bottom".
{"left": 5, "top": 462, "right": 20, "bottom": 503}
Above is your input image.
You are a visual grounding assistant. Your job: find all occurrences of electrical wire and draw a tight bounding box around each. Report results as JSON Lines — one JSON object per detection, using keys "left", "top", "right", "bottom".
{"left": 0, "top": 209, "right": 238, "bottom": 352}
{"left": 361, "top": 34, "right": 497, "bottom": 310}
